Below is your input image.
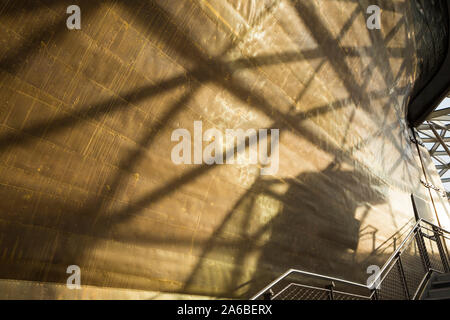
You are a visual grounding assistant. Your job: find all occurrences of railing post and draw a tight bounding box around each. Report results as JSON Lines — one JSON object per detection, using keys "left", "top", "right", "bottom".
{"left": 416, "top": 228, "right": 431, "bottom": 271}
{"left": 396, "top": 255, "right": 410, "bottom": 300}
{"left": 371, "top": 289, "right": 379, "bottom": 300}
{"left": 326, "top": 281, "right": 335, "bottom": 300}
{"left": 263, "top": 289, "right": 274, "bottom": 300}
{"left": 432, "top": 226, "right": 450, "bottom": 272}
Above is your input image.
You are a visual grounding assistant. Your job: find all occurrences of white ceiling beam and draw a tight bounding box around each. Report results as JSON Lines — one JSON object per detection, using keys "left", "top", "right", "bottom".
{"left": 422, "top": 137, "right": 450, "bottom": 143}
{"left": 431, "top": 155, "right": 448, "bottom": 165}
{"left": 429, "top": 123, "right": 450, "bottom": 161}
{"left": 427, "top": 107, "right": 450, "bottom": 119}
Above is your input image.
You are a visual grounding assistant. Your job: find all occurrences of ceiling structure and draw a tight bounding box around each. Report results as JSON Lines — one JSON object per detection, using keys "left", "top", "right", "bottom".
{"left": 416, "top": 95, "right": 450, "bottom": 194}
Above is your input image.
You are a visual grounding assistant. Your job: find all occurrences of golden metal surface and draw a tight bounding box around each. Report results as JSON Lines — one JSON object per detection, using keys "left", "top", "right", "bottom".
{"left": 0, "top": 0, "right": 449, "bottom": 299}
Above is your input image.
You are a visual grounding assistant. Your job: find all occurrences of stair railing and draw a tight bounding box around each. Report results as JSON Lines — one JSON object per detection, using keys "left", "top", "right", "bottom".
{"left": 251, "top": 218, "right": 450, "bottom": 300}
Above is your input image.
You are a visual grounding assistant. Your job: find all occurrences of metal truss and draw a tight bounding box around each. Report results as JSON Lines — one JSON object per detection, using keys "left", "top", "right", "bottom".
{"left": 416, "top": 94, "right": 450, "bottom": 194}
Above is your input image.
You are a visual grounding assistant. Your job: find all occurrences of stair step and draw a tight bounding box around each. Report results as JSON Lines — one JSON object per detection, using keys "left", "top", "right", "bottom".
{"left": 435, "top": 274, "right": 450, "bottom": 282}
{"left": 431, "top": 280, "right": 450, "bottom": 289}
{"left": 428, "top": 287, "right": 450, "bottom": 299}
{"left": 423, "top": 296, "right": 450, "bottom": 300}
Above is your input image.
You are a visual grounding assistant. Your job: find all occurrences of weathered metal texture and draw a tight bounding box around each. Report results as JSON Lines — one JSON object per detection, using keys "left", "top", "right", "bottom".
{"left": 0, "top": 0, "right": 449, "bottom": 299}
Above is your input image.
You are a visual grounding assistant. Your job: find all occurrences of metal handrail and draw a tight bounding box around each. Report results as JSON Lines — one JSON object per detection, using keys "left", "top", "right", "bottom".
{"left": 251, "top": 268, "right": 369, "bottom": 301}
{"left": 421, "top": 218, "right": 450, "bottom": 235}
{"left": 251, "top": 218, "right": 450, "bottom": 300}
{"left": 272, "top": 283, "right": 371, "bottom": 300}
{"left": 368, "top": 219, "right": 422, "bottom": 289}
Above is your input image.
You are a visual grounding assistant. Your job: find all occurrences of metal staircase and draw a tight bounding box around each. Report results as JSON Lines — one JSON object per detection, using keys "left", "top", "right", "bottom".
{"left": 251, "top": 218, "right": 450, "bottom": 300}
{"left": 421, "top": 272, "right": 450, "bottom": 300}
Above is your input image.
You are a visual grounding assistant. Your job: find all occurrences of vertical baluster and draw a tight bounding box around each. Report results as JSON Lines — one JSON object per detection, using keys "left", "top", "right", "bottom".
{"left": 396, "top": 255, "right": 410, "bottom": 300}
{"left": 371, "top": 288, "right": 379, "bottom": 300}
{"left": 417, "top": 228, "right": 431, "bottom": 270}
{"left": 326, "top": 281, "right": 335, "bottom": 300}
{"left": 433, "top": 226, "right": 450, "bottom": 272}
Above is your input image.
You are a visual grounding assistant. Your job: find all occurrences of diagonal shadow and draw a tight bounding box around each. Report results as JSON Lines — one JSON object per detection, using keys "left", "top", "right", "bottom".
{"left": 0, "top": 1, "right": 100, "bottom": 75}
{"left": 0, "top": 0, "right": 423, "bottom": 297}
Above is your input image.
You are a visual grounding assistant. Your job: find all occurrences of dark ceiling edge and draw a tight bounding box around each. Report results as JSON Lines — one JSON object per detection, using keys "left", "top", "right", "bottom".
{"left": 408, "top": 2, "right": 450, "bottom": 128}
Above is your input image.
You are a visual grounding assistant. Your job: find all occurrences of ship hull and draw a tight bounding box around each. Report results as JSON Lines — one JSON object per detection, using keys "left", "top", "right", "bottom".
{"left": 0, "top": 0, "right": 449, "bottom": 298}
